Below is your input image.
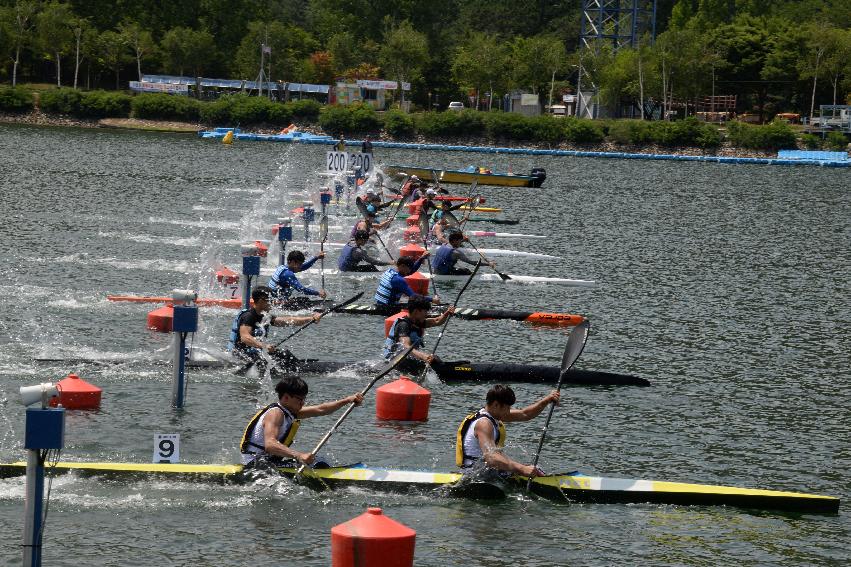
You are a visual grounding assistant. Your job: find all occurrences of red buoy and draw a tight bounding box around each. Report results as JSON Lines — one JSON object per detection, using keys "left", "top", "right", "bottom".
{"left": 216, "top": 266, "right": 239, "bottom": 285}
{"left": 376, "top": 376, "right": 431, "bottom": 421}
{"left": 398, "top": 243, "right": 425, "bottom": 260}
{"left": 147, "top": 305, "right": 173, "bottom": 332}
{"left": 405, "top": 214, "right": 419, "bottom": 227}
{"left": 50, "top": 373, "right": 102, "bottom": 410}
{"left": 403, "top": 226, "right": 421, "bottom": 243}
{"left": 253, "top": 240, "right": 269, "bottom": 257}
{"left": 404, "top": 271, "right": 429, "bottom": 295}
{"left": 406, "top": 198, "right": 425, "bottom": 215}
{"left": 331, "top": 507, "right": 415, "bottom": 567}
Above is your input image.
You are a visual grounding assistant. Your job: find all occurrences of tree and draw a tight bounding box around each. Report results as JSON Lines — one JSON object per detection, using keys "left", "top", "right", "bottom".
{"left": 509, "top": 35, "right": 568, "bottom": 100}
{"left": 378, "top": 19, "right": 429, "bottom": 107}
{"left": 69, "top": 15, "right": 91, "bottom": 89}
{"left": 119, "top": 20, "right": 155, "bottom": 82}
{"left": 327, "top": 31, "right": 357, "bottom": 73}
{"left": 94, "top": 30, "right": 130, "bottom": 89}
{"left": 232, "top": 21, "right": 317, "bottom": 82}
{"left": 821, "top": 27, "right": 851, "bottom": 107}
{"left": 36, "top": 1, "right": 78, "bottom": 87}
{"left": 4, "top": 0, "right": 37, "bottom": 86}
{"left": 451, "top": 32, "right": 508, "bottom": 110}
{"left": 306, "top": 51, "right": 335, "bottom": 84}
{"left": 161, "top": 27, "right": 216, "bottom": 77}
{"left": 798, "top": 22, "right": 831, "bottom": 122}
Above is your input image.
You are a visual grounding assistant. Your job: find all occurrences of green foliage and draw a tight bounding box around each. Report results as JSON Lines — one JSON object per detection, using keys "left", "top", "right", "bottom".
{"left": 286, "top": 99, "right": 321, "bottom": 121}
{"left": 131, "top": 93, "right": 200, "bottom": 121}
{"left": 824, "top": 131, "right": 848, "bottom": 151}
{"left": 606, "top": 118, "right": 719, "bottom": 148}
{"left": 383, "top": 109, "right": 415, "bottom": 137}
{"left": 563, "top": 118, "right": 605, "bottom": 144}
{"left": 38, "top": 88, "right": 82, "bottom": 114}
{"left": 415, "top": 110, "right": 484, "bottom": 137}
{"left": 725, "top": 120, "right": 798, "bottom": 150}
{"left": 318, "top": 103, "right": 380, "bottom": 134}
{"left": 76, "top": 90, "right": 132, "bottom": 118}
{"left": 483, "top": 112, "right": 538, "bottom": 140}
{"left": 801, "top": 133, "right": 822, "bottom": 149}
{"left": 0, "top": 86, "right": 34, "bottom": 112}
{"left": 198, "top": 98, "right": 232, "bottom": 125}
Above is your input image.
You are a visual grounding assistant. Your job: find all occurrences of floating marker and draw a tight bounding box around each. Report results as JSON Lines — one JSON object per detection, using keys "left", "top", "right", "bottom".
{"left": 375, "top": 377, "right": 430, "bottom": 422}
{"left": 331, "top": 508, "right": 415, "bottom": 567}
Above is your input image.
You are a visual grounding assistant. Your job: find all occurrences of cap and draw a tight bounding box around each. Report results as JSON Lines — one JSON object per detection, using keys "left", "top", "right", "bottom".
{"left": 426, "top": 188, "right": 437, "bottom": 196}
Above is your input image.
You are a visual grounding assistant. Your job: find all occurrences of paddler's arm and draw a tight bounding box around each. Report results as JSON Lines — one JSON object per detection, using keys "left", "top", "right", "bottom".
{"left": 239, "top": 324, "right": 270, "bottom": 352}
{"left": 424, "top": 306, "right": 455, "bottom": 328}
{"left": 475, "top": 419, "right": 543, "bottom": 477}
{"left": 398, "top": 335, "right": 434, "bottom": 363}
{"left": 300, "top": 253, "right": 325, "bottom": 271}
{"left": 392, "top": 273, "right": 432, "bottom": 303}
{"left": 271, "top": 313, "right": 321, "bottom": 327}
{"left": 411, "top": 252, "right": 428, "bottom": 272}
{"left": 359, "top": 248, "right": 393, "bottom": 266}
{"left": 285, "top": 272, "right": 327, "bottom": 298}
{"left": 453, "top": 248, "right": 480, "bottom": 266}
{"left": 373, "top": 218, "right": 393, "bottom": 230}
{"left": 504, "top": 391, "right": 560, "bottom": 422}
{"left": 262, "top": 408, "right": 314, "bottom": 465}
{"left": 298, "top": 393, "right": 364, "bottom": 418}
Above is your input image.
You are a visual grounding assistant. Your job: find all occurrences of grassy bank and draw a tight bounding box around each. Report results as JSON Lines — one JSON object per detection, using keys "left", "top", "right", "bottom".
{"left": 2, "top": 86, "right": 848, "bottom": 153}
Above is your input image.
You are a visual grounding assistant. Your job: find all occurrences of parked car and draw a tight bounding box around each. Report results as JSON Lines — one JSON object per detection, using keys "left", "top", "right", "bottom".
{"left": 448, "top": 101, "right": 464, "bottom": 111}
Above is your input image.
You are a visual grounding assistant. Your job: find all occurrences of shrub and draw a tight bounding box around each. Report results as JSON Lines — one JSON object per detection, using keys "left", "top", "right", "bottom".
{"left": 39, "top": 88, "right": 82, "bottom": 114}
{"left": 824, "top": 131, "right": 848, "bottom": 151}
{"left": 384, "top": 109, "right": 416, "bottom": 137}
{"left": 348, "top": 102, "right": 381, "bottom": 131}
{"left": 606, "top": 120, "right": 633, "bottom": 144}
{"left": 801, "top": 133, "right": 822, "bottom": 149}
{"left": 483, "top": 112, "right": 537, "bottom": 140}
{"left": 726, "top": 120, "right": 797, "bottom": 150}
{"left": 319, "top": 103, "right": 380, "bottom": 133}
{"left": 131, "top": 93, "right": 201, "bottom": 121}
{"left": 0, "top": 87, "right": 34, "bottom": 113}
{"left": 76, "top": 90, "right": 132, "bottom": 118}
{"left": 286, "top": 99, "right": 321, "bottom": 121}
{"left": 563, "top": 117, "right": 605, "bottom": 143}
{"left": 530, "top": 116, "right": 565, "bottom": 144}
{"left": 416, "top": 110, "right": 484, "bottom": 137}
{"left": 198, "top": 98, "right": 233, "bottom": 125}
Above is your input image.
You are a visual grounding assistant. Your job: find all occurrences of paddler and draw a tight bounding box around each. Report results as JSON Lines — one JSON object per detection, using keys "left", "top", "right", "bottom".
{"left": 433, "top": 230, "right": 489, "bottom": 276}
{"left": 382, "top": 295, "right": 454, "bottom": 364}
{"left": 228, "top": 286, "right": 321, "bottom": 374}
{"left": 374, "top": 255, "right": 438, "bottom": 313}
{"left": 268, "top": 250, "right": 327, "bottom": 309}
{"left": 240, "top": 375, "right": 364, "bottom": 469}
{"left": 351, "top": 204, "right": 392, "bottom": 238}
{"left": 430, "top": 209, "right": 454, "bottom": 244}
{"left": 456, "top": 384, "right": 560, "bottom": 478}
{"left": 338, "top": 229, "right": 394, "bottom": 272}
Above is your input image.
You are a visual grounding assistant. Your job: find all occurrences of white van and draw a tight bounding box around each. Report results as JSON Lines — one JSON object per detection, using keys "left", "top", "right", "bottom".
{"left": 448, "top": 102, "right": 464, "bottom": 111}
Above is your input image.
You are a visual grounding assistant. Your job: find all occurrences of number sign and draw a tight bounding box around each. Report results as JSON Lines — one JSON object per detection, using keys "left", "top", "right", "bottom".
{"left": 326, "top": 152, "right": 373, "bottom": 175}
{"left": 153, "top": 433, "right": 180, "bottom": 463}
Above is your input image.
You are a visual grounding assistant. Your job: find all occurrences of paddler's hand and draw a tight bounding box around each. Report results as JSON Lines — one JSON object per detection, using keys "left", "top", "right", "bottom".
{"left": 266, "top": 343, "right": 277, "bottom": 354}
{"left": 317, "top": 251, "right": 326, "bottom": 259}
{"left": 432, "top": 295, "right": 442, "bottom": 305}
{"left": 311, "top": 313, "right": 322, "bottom": 323}
{"left": 488, "top": 261, "right": 497, "bottom": 268}
{"left": 421, "top": 250, "right": 430, "bottom": 258}
{"left": 546, "top": 391, "right": 561, "bottom": 405}
{"left": 442, "top": 306, "right": 456, "bottom": 320}
{"left": 348, "top": 393, "right": 364, "bottom": 406}
{"left": 519, "top": 464, "right": 545, "bottom": 478}
{"left": 319, "top": 289, "right": 328, "bottom": 298}
{"left": 298, "top": 452, "right": 316, "bottom": 466}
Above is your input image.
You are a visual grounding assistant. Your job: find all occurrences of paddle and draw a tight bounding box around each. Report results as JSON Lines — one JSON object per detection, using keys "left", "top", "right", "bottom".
{"left": 464, "top": 238, "right": 511, "bottom": 281}
{"left": 234, "top": 292, "right": 364, "bottom": 376}
{"left": 319, "top": 214, "right": 328, "bottom": 291}
{"left": 356, "top": 196, "right": 395, "bottom": 260}
{"left": 418, "top": 212, "right": 439, "bottom": 297}
{"left": 417, "top": 260, "right": 482, "bottom": 382}
{"left": 386, "top": 175, "right": 411, "bottom": 222}
{"left": 525, "top": 320, "right": 591, "bottom": 493}
{"left": 296, "top": 344, "right": 415, "bottom": 476}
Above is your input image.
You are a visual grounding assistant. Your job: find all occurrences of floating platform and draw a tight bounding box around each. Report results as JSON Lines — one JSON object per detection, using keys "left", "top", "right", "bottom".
{"left": 0, "top": 462, "right": 837, "bottom": 513}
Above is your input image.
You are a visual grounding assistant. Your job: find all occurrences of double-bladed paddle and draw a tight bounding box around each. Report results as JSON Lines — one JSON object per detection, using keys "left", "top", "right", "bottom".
{"left": 418, "top": 211, "right": 439, "bottom": 297}
{"left": 319, "top": 214, "right": 329, "bottom": 291}
{"left": 356, "top": 196, "right": 395, "bottom": 260}
{"left": 234, "top": 292, "right": 364, "bottom": 376}
{"left": 417, "top": 260, "right": 482, "bottom": 382}
{"left": 525, "top": 320, "right": 591, "bottom": 493}
{"left": 296, "top": 344, "right": 415, "bottom": 476}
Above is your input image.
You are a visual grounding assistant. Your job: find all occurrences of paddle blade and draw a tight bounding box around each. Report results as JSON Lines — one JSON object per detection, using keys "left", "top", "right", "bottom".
{"left": 560, "top": 320, "right": 590, "bottom": 376}
{"left": 319, "top": 215, "right": 329, "bottom": 242}
{"left": 373, "top": 344, "right": 416, "bottom": 383}
{"left": 329, "top": 291, "right": 365, "bottom": 314}
{"left": 355, "top": 196, "right": 368, "bottom": 218}
{"left": 418, "top": 210, "right": 430, "bottom": 240}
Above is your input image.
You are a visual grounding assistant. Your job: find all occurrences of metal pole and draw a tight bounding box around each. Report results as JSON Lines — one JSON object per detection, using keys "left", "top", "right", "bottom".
{"left": 171, "top": 331, "right": 186, "bottom": 407}
{"left": 22, "top": 449, "right": 44, "bottom": 567}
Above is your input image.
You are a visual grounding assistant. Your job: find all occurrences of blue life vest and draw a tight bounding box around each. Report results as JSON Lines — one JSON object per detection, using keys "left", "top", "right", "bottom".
{"left": 382, "top": 316, "right": 425, "bottom": 359}
{"left": 268, "top": 266, "right": 292, "bottom": 298}
{"left": 374, "top": 268, "right": 400, "bottom": 305}
{"left": 338, "top": 241, "right": 359, "bottom": 271}
{"left": 433, "top": 244, "right": 456, "bottom": 275}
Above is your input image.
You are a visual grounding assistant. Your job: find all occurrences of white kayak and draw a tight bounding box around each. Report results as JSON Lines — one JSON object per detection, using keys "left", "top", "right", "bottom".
{"left": 259, "top": 267, "right": 594, "bottom": 286}
{"left": 274, "top": 240, "right": 560, "bottom": 259}
{"left": 320, "top": 226, "right": 545, "bottom": 240}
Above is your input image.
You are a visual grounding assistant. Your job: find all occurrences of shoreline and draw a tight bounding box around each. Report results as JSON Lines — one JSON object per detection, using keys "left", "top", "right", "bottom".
{"left": 1, "top": 110, "right": 844, "bottom": 161}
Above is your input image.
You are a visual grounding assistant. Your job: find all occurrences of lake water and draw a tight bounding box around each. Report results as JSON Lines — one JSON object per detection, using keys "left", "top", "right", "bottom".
{"left": 0, "top": 124, "right": 848, "bottom": 566}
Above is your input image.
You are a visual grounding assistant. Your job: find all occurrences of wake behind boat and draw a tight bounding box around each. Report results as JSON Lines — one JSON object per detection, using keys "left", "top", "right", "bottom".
{"left": 0, "top": 461, "right": 836, "bottom": 514}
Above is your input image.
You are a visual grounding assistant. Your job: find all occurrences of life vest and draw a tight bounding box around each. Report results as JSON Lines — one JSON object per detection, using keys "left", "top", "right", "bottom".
{"left": 338, "top": 241, "right": 360, "bottom": 271}
{"left": 240, "top": 402, "right": 301, "bottom": 456}
{"left": 268, "top": 265, "right": 292, "bottom": 297}
{"left": 433, "top": 244, "right": 456, "bottom": 275}
{"left": 455, "top": 410, "right": 505, "bottom": 467}
{"left": 382, "top": 316, "right": 424, "bottom": 359}
{"left": 374, "top": 268, "right": 402, "bottom": 305}
{"left": 228, "top": 308, "right": 267, "bottom": 351}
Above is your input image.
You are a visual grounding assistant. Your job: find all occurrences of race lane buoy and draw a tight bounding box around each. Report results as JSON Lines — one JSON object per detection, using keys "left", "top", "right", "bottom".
{"left": 253, "top": 240, "right": 269, "bottom": 257}
{"left": 147, "top": 305, "right": 173, "bottom": 333}
{"left": 50, "top": 373, "right": 102, "bottom": 410}
{"left": 375, "top": 376, "right": 430, "bottom": 422}
{"left": 399, "top": 243, "right": 425, "bottom": 261}
{"left": 406, "top": 198, "right": 425, "bottom": 215}
{"left": 331, "top": 507, "right": 415, "bottom": 567}
{"left": 384, "top": 312, "right": 407, "bottom": 338}
{"left": 404, "top": 271, "right": 428, "bottom": 295}
{"left": 216, "top": 267, "right": 239, "bottom": 285}
{"left": 403, "top": 226, "right": 421, "bottom": 243}
{"left": 405, "top": 214, "right": 419, "bottom": 227}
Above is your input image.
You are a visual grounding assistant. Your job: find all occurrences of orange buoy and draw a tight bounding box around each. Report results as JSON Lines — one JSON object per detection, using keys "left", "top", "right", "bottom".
{"left": 50, "top": 373, "right": 102, "bottom": 410}
{"left": 398, "top": 243, "right": 425, "bottom": 260}
{"left": 254, "top": 240, "right": 269, "bottom": 257}
{"left": 331, "top": 507, "right": 415, "bottom": 567}
{"left": 147, "top": 305, "right": 173, "bottom": 332}
{"left": 403, "top": 226, "right": 421, "bottom": 243}
{"left": 404, "top": 271, "right": 429, "bottom": 295}
{"left": 376, "top": 376, "right": 431, "bottom": 421}
{"left": 216, "top": 267, "right": 239, "bottom": 285}
{"left": 405, "top": 214, "right": 420, "bottom": 227}
{"left": 384, "top": 311, "right": 407, "bottom": 337}
{"left": 271, "top": 224, "right": 279, "bottom": 235}
{"left": 406, "top": 198, "right": 425, "bottom": 215}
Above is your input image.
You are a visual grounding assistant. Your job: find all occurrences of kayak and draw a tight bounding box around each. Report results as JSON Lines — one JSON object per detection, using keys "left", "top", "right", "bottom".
{"left": 384, "top": 165, "right": 546, "bottom": 188}
{"left": 0, "top": 462, "right": 836, "bottom": 513}
{"left": 258, "top": 268, "right": 592, "bottom": 286}
{"left": 266, "top": 241, "right": 562, "bottom": 259}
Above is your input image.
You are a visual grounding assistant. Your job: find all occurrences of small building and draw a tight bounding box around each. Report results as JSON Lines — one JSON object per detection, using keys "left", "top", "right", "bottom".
{"left": 506, "top": 91, "right": 541, "bottom": 116}
{"left": 132, "top": 75, "right": 330, "bottom": 102}
{"left": 332, "top": 79, "right": 411, "bottom": 110}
